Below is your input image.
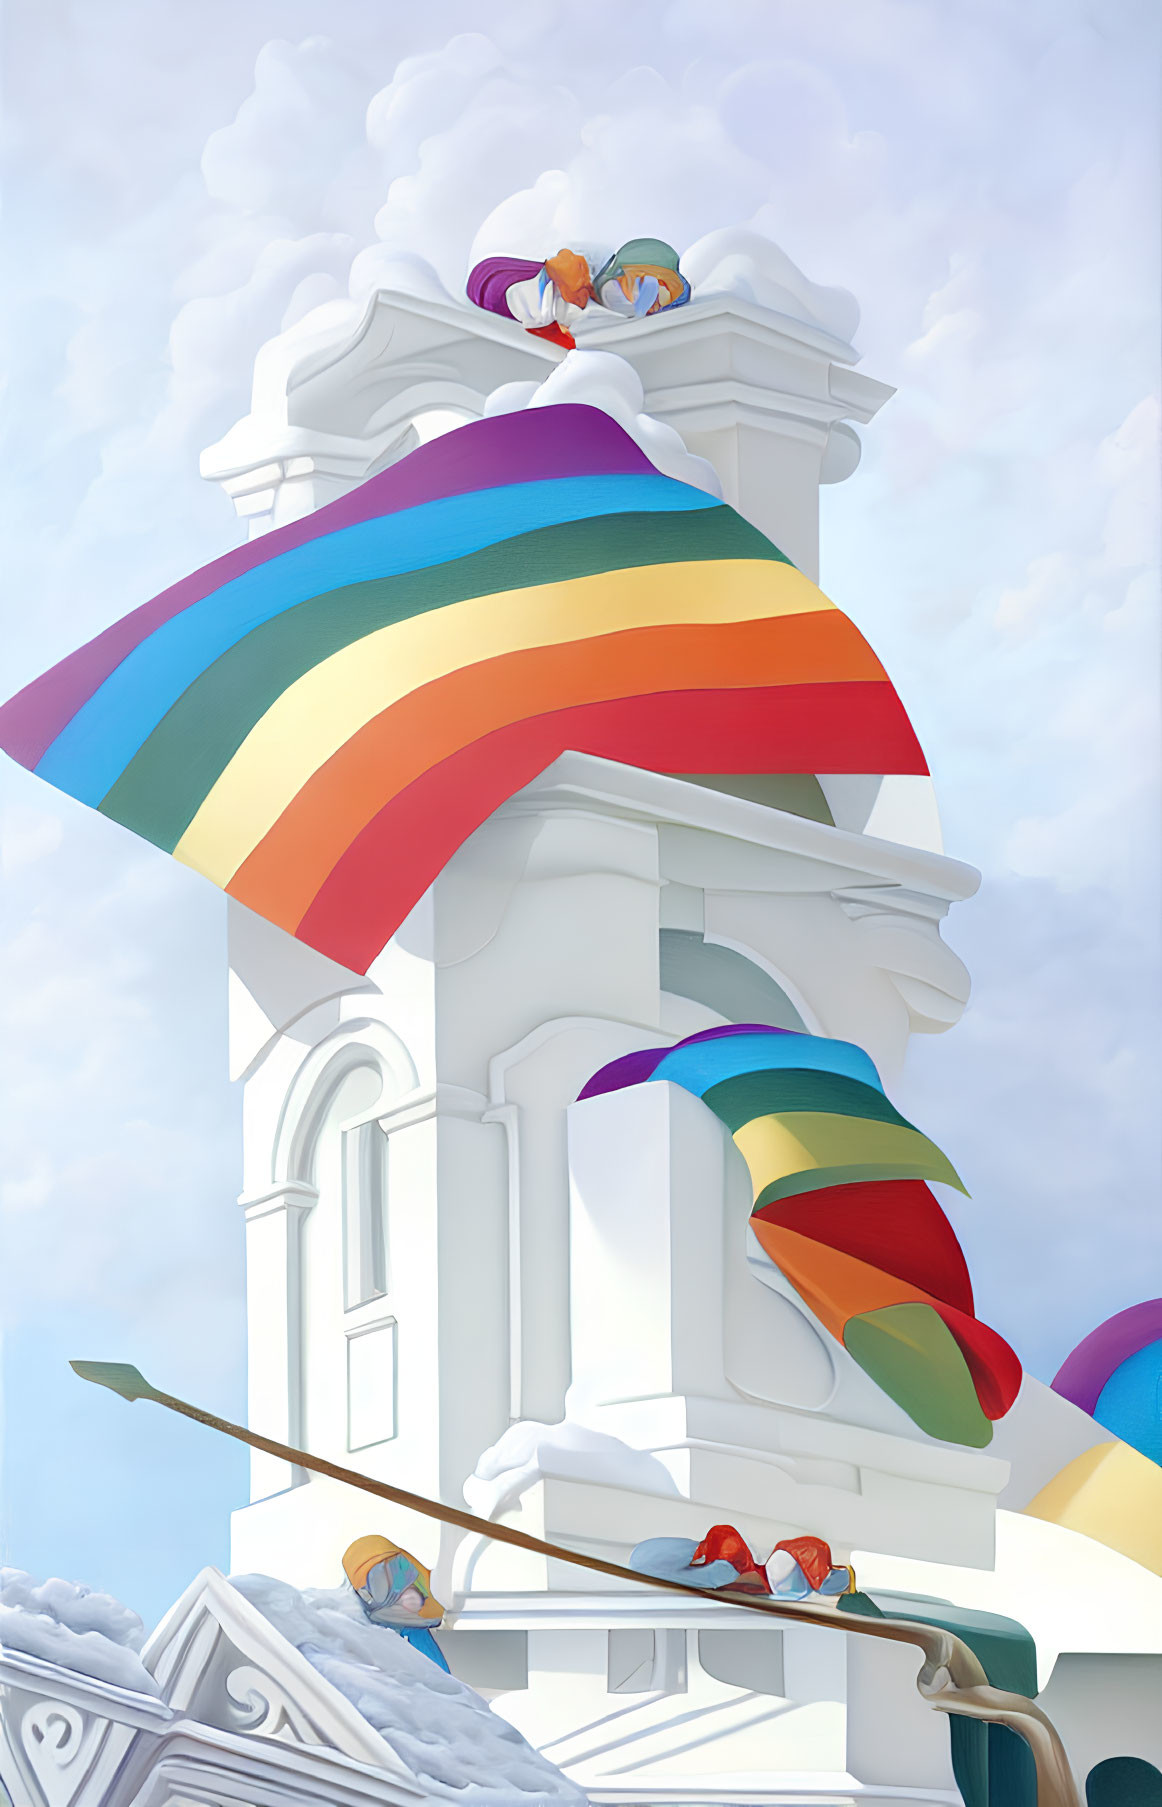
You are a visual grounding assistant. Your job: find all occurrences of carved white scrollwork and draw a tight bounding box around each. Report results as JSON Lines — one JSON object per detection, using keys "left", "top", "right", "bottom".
{"left": 225, "top": 1663, "right": 320, "bottom": 1745}
{"left": 20, "top": 1701, "right": 92, "bottom": 1807}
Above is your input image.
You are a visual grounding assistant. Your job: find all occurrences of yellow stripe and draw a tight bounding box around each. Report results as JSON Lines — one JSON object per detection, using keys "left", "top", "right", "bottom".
{"left": 1023, "top": 1441, "right": 1162, "bottom": 1576}
{"left": 732, "top": 1113, "right": 965, "bottom": 1201}
{"left": 175, "top": 558, "right": 830, "bottom": 886}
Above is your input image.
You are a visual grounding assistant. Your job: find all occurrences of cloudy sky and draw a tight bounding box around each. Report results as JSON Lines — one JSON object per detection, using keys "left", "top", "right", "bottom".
{"left": 1, "top": 0, "right": 1158, "bottom": 1630}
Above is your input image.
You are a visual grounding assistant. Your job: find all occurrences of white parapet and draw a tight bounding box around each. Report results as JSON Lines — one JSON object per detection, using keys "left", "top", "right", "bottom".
{"left": 201, "top": 283, "right": 892, "bottom": 579}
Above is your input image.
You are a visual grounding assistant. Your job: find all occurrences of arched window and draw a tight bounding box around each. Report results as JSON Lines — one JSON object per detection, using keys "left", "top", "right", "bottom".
{"left": 300, "top": 1060, "right": 396, "bottom": 1455}
{"left": 659, "top": 928, "right": 806, "bottom": 1030}
{"left": 342, "top": 1110, "right": 389, "bottom": 1310}
{"left": 260, "top": 1021, "right": 417, "bottom": 1467}
{"left": 272, "top": 1019, "right": 416, "bottom": 1188}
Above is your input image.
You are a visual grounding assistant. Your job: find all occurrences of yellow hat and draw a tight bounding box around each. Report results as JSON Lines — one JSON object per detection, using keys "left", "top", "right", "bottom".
{"left": 342, "top": 1534, "right": 444, "bottom": 1621}
{"left": 343, "top": 1533, "right": 399, "bottom": 1591}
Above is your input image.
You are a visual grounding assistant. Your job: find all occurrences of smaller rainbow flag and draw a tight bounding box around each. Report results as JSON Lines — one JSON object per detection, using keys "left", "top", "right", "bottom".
{"left": 580, "top": 1024, "right": 1021, "bottom": 1447}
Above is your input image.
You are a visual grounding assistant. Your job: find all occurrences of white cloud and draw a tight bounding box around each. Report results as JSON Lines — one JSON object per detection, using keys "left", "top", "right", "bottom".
{"left": 0, "top": 803, "right": 64, "bottom": 875}
{"left": 680, "top": 226, "right": 859, "bottom": 340}
{"left": 0, "top": 794, "right": 243, "bottom": 1375}
{"left": 367, "top": 34, "right": 585, "bottom": 296}
{"left": 993, "top": 551, "right": 1076, "bottom": 636}
{"left": 0, "top": 1156, "right": 54, "bottom": 1215}
{"left": 200, "top": 36, "right": 381, "bottom": 232}
{"left": 1098, "top": 396, "right": 1162, "bottom": 569}
{"left": 896, "top": 871, "right": 1161, "bottom": 1383}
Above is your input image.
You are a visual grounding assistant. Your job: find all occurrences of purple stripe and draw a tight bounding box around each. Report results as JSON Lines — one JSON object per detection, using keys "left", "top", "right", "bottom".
{"left": 0, "top": 404, "right": 654, "bottom": 769}
{"left": 671, "top": 1024, "right": 796, "bottom": 1048}
{"left": 467, "top": 256, "right": 543, "bottom": 317}
{"left": 1051, "top": 1298, "right": 1162, "bottom": 1415}
{"left": 577, "top": 1024, "right": 797, "bottom": 1101}
{"left": 577, "top": 1048, "right": 669, "bottom": 1100}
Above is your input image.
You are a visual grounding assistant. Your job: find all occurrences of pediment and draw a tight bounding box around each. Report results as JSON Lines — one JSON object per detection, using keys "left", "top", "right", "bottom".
{"left": 139, "top": 1568, "right": 417, "bottom": 1785}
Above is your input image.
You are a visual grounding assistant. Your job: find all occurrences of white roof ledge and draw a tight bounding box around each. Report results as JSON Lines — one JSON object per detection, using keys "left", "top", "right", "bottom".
{"left": 0, "top": 1645, "right": 172, "bottom": 1726}
{"left": 502, "top": 752, "right": 980, "bottom": 906}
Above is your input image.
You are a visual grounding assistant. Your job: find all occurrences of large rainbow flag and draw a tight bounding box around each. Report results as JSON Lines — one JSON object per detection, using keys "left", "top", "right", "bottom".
{"left": 580, "top": 1024, "right": 1022, "bottom": 1446}
{"left": 0, "top": 405, "right": 927, "bottom": 975}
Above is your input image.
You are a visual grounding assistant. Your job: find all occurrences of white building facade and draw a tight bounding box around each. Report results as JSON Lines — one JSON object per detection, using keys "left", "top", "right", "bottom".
{"left": 199, "top": 245, "right": 1162, "bottom": 1807}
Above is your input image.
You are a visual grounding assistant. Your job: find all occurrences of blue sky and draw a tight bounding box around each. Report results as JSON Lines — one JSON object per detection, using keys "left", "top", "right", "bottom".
{"left": 1, "top": 0, "right": 1158, "bottom": 1631}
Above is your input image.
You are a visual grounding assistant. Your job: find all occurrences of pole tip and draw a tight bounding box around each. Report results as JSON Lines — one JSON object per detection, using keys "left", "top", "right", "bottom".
{"left": 70, "top": 1361, "right": 160, "bottom": 1403}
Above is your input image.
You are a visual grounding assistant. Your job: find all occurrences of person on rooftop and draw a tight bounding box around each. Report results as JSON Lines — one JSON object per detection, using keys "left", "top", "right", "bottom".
{"left": 467, "top": 237, "right": 690, "bottom": 350}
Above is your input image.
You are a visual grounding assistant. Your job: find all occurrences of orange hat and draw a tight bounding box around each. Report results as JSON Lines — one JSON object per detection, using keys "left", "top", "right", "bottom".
{"left": 342, "top": 1534, "right": 444, "bottom": 1620}
{"left": 543, "top": 248, "right": 595, "bottom": 308}
{"left": 343, "top": 1533, "right": 398, "bottom": 1590}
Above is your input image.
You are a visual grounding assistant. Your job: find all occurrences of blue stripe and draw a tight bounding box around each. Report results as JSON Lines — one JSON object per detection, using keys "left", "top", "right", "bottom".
{"left": 38, "top": 472, "right": 715, "bottom": 805}
{"left": 651, "top": 1033, "right": 883, "bottom": 1095}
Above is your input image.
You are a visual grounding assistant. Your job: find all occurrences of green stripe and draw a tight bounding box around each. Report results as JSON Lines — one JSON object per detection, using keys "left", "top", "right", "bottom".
{"left": 752, "top": 1159, "right": 961, "bottom": 1214}
{"left": 843, "top": 1303, "right": 993, "bottom": 1447}
{"left": 703, "top": 1070, "right": 913, "bottom": 1135}
{"left": 100, "top": 504, "right": 779, "bottom": 851}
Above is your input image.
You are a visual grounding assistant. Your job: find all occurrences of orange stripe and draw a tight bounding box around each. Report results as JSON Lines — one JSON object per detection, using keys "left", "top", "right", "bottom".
{"left": 230, "top": 609, "right": 876, "bottom": 932}
{"left": 749, "top": 1219, "right": 918, "bottom": 1337}
{"left": 751, "top": 1219, "right": 1022, "bottom": 1419}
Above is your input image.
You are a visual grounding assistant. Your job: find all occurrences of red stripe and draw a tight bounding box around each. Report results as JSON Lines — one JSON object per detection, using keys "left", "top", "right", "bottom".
{"left": 752, "top": 1181, "right": 975, "bottom": 1315}
{"left": 290, "top": 681, "right": 925, "bottom": 972}
{"left": 229, "top": 608, "right": 888, "bottom": 936}
{"left": 927, "top": 1301, "right": 1023, "bottom": 1420}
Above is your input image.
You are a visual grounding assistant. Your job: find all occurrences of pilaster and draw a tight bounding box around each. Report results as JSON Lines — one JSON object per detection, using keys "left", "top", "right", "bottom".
{"left": 239, "top": 1182, "right": 316, "bottom": 1501}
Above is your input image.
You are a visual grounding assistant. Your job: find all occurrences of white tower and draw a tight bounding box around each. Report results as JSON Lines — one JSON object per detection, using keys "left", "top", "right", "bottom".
{"left": 208, "top": 243, "right": 989, "bottom": 1801}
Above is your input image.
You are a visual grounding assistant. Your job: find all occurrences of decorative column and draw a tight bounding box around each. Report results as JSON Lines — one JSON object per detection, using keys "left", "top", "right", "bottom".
{"left": 576, "top": 295, "right": 893, "bottom": 579}
{"left": 239, "top": 1181, "right": 315, "bottom": 1500}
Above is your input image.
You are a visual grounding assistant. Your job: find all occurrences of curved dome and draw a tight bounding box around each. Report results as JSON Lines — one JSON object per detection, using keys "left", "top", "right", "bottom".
{"left": 0, "top": 405, "right": 926, "bottom": 974}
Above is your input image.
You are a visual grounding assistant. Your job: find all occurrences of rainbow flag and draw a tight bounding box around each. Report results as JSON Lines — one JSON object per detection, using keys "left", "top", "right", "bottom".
{"left": 580, "top": 1024, "right": 1021, "bottom": 1446}
{"left": 0, "top": 405, "right": 927, "bottom": 975}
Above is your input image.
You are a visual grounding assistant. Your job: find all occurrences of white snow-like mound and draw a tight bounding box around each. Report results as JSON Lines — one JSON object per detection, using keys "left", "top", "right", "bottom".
{"left": 466, "top": 1418, "right": 679, "bottom": 1519}
{"left": 348, "top": 246, "right": 457, "bottom": 307}
{"left": 681, "top": 226, "right": 860, "bottom": 344}
{"left": 483, "top": 349, "right": 723, "bottom": 498}
{"left": 232, "top": 1573, "right": 586, "bottom": 1804}
{"left": 0, "top": 1568, "right": 159, "bottom": 1694}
